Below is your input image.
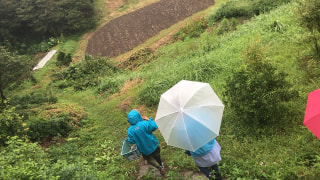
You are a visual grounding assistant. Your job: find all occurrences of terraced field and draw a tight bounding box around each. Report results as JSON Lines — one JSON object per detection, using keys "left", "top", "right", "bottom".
{"left": 86, "top": 0, "right": 215, "bottom": 58}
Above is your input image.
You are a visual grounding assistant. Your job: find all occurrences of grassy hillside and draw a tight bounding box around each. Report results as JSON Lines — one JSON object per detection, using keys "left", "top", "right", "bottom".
{"left": 1, "top": 0, "right": 320, "bottom": 179}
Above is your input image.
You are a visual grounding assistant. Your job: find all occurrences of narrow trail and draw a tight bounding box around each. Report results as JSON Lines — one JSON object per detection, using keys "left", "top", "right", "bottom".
{"left": 33, "top": 50, "right": 57, "bottom": 70}
{"left": 137, "top": 158, "right": 207, "bottom": 179}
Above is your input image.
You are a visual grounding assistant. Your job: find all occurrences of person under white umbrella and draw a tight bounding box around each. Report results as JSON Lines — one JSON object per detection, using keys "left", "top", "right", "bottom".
{"left": 155, "top": 80, "right": 224, "bottom": 179}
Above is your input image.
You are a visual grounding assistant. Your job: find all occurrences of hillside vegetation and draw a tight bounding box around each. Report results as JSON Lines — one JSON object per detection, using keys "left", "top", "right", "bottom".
{"left": 1, "top": 0, "right": 320, "bottom": 179}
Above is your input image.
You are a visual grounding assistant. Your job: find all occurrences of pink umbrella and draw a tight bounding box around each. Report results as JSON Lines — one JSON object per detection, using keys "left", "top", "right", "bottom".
{"left": 304, "top": 88, "right": 320, "bottom": 140}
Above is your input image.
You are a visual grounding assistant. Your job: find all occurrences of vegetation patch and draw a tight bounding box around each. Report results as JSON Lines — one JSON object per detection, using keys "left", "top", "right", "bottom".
{"left": 27, "top": 103, "right": 89, "bottom": 142}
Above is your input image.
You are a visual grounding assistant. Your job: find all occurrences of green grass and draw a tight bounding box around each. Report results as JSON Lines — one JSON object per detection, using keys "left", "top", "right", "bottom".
{"left": 3, "top": 0, "right": 320, "bottom": 179}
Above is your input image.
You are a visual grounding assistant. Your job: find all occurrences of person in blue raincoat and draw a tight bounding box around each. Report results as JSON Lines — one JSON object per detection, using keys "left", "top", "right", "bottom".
{"left": 185, "top": 139, "right": 222, "bottom": 180}
{"left": 127, "top": 109, "right": 165, "bottom": 175}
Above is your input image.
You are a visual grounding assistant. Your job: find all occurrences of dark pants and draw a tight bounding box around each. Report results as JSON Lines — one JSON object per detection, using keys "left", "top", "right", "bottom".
{"left": 142, "top": 146, "right": 162, "bottom": 169}
{"left": 198, "top": 164, "right": 220, "bottom": 179}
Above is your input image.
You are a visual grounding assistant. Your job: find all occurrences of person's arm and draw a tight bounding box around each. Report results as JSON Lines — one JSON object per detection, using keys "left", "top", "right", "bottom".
{"left": 127, "top": 130, "right": 135, "bottom": 144}
{"left": 145, "top": 117, "right": 158, "bottom": 133}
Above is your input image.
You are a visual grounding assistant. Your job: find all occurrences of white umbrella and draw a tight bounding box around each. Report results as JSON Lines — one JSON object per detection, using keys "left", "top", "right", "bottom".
{"left": 155, "top": 80, "right": 224, "bottom": 151}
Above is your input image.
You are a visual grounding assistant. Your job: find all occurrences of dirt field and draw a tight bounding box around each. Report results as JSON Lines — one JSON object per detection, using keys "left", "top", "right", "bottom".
{"left": 86, "top": 0, "right": 215, "bottom": 58}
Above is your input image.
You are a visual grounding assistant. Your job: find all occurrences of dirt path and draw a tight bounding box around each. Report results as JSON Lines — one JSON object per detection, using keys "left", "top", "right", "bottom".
{"left": 86, "top": 0, "right": 215, "bottom": 58}
{"left": 137, "top": 158, "right": 207, "bottom": 179}
{"left": 33, "top": 50, "right": 57, "bottom": 70}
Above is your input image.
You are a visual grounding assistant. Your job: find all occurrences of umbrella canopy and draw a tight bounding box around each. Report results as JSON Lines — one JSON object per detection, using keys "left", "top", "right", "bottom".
{"left": 304, "top": 88, "right": 320, "bottom": 140}
{"left": 155, "top": 80, "right": 224, "bottom": 151}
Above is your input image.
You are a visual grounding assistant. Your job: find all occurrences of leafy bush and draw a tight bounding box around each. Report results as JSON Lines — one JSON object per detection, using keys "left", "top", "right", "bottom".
{"left": 0, "top": 106, "right": 24, "bottom": 146}
{"left": 0, "top": 136, "right": 58, "bottom": 179}
{"left": 230, "top": 17, "right": 238, "bottom": 30}
{"left": 269, "top": 20, "right": 286, "bottom": 33}
{"left": 209, "top": 0, "right": 253, "bottom": 23}
{"left": 26, "top": 103, "right": 88, "bottom": 142}
{"left": 217, "top": 18, "right": 231, "bottom": 35}
{"left": 224, "top": 38, "right": 298, "bottom": 127}
{"left": 209, "top": 0, "right": 292, "bottom": 24}
{"left": 119, "top": 48, "right": 154, "bottom": 70}
{"left": 298, "top": 56, "right": 320, "bottom": 80}
{"left": 56, "top": 51, "right": 72, "bottom": 67}
{"left": 27, "top": 117, "right": 73, "bottom": 142}
{"left": 96, "top": 77, "right": 122, "bottom": 95}
{"left": 52, "top": 55, "right": 120, "bottom": 90}
{"left": 182, "top": 59, "right": 221, "bottom": 82}
{"left": 0, "top": 136, "right": 97, "bottom": 179}
{"left": 173, "top": 18, "right": 208, "bottom": 41}
{"left": 139, "top": 79, "right": 175, "bottom": 107}
{"left": 9, "top": 92, "right": 58, "bottom": 110}
{"left": 251, "top": 0, "right": 292, "bottom": 15}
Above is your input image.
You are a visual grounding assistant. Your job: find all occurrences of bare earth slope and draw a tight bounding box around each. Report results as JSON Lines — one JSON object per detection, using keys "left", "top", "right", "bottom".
{"left": 86, "top": 0, "right": 215, "bottom": 58}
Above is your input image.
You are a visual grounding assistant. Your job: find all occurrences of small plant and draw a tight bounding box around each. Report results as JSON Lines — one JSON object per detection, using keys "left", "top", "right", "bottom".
{"left": 298, "top": 56, "right": 320, "bottom": 80}
{"left": 139, "top": 79, "right": 174, "bottom": 107}
{"left": 230, "top": 17, "right": 238, "bottom": 30}
{"left": 217, "top": 18, "right": 230, "bottom": 35}
{"left": 173, "top": 18, "right": 208, "bottom": 41}
{"left": 120, "top": 48, "right": 154, "bottom": 70}
{"left": 96, "top": 77, "right": 122, "bottom": 95}
{"left": 269, "top": 20, "right": 286, "bottom": 33}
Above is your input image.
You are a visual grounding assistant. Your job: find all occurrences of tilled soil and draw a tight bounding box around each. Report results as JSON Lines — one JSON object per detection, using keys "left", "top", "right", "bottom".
{"left": 86, "top": 0, "right": 215, "bottom": 58}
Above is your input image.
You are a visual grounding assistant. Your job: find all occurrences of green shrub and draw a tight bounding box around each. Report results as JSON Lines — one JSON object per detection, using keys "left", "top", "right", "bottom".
{"left": 230, "top": 17, "right": 238, "bottom": 30}
{"left": 9, "top": 92, "right": 58, "bottom": 110}
{"left": 0, "top": 136, "right": 97, "bottom": 179}
{"left": 209, "top": 0, "right": 252, "bottom": 23}
{"left": 298, "top": 56, "right": 320, "bottom": 80}
{"left": 52, "top": 55, "right": 120, "bottom": 90}
{"left": 50, "top": 79, "right": 72, "bottom": 89}
{"left": 251, "top": 0, "right": 292, "bottom": 15}
{"left": 119, "top": 48, "right": 154, "bottom": 70}
{"left": 182, "top": 59, "right": 221, "bottom": 82}
{"left": 0, "top": 106, "right": 24, "bottom": 146}
{"left": 56, "top": 51, "right": 72, "bottom": 67}
{"left": 0, "top": 136, "right": 58, "bottom": 179}
{"left": 269, "top": 20, "right": 286, "bottom": 33}
{"left": 139, "top": 79, "right": 175, "bottom": 107}
{"left": 96, "top": 77, "right": 122, "bottom": 95}
{"left": 173, "top": 18, "right": 208, "bottom": 41}
{"left": 27, "top": 117, "right": 73, "bottom": 142}
{"left": 217, "top": 18, "right": 231, "bottom": 35}
{"left": 26, "top": 103, "right": 88, "bottom": 142}
{"left": 224, "top": 38, "right": 298, "bottom": 127}
{"left": 209, "top": 0, "right": 292, "bottom": 24}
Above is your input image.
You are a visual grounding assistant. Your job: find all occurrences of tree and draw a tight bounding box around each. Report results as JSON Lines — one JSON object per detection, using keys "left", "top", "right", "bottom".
{"left": 0, "top": 0, "right": 96, "bottom": 51}
{"left": 224, "top": 38, "right": 298, "bottom": 127}
{"left": 0, "top": 46, "right": 32, "bottom": 103}
{"left": 296, "top": 0, "right": 320, "bottom": 57}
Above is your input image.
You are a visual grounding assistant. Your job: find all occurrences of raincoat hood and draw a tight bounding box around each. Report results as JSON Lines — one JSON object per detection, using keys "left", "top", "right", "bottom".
{"left": 128, "top": 109, "right": 143, "bottom": 125}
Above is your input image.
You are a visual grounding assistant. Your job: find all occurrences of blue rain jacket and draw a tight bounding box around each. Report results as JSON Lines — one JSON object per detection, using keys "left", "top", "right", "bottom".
{"left": 190, "top": 139, "right": 216, "bottom": 157}
{"left": 127, "top": 110, "right": 159, "bottom": 155}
